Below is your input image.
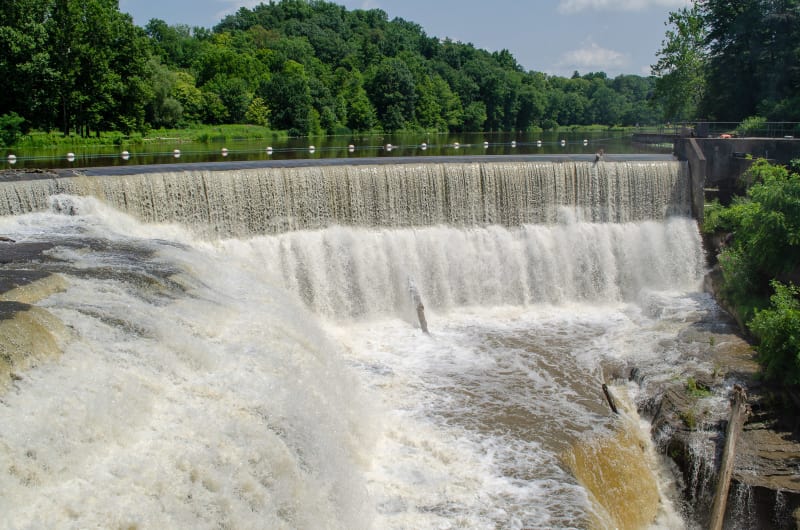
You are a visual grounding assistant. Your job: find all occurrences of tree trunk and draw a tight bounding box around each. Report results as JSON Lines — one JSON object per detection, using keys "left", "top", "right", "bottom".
{"left": 709, "top": 385, "right": 749, "bottom": 530}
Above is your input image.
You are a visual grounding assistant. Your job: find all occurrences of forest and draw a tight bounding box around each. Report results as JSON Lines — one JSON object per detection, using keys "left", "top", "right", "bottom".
{"left": 2, "top": 0, "right": 799, "bottom": 146}
{"left": 0, "top": 0, "right": 662, "bottom": 144}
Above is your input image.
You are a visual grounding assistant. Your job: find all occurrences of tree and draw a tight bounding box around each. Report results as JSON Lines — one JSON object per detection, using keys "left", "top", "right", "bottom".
{"left": 651, "top": 4, "right": 707, "bottom": 121}
{"left": 204, "top": 75, "right": 252, "bottom": 123}
{"left": 245, "top": 96, "right": 270, "bottom": 127}
{"left": 261, "top": 60, "right": 312, "bottom": 135}
{"left": 46, "top": 0, "right": 151, "bottom": 136}
{"left": 0, "top": 0, "right": 54, "bottom": 130}
{"left": 461, "top": 101, "right": 487, "bottom": 132}
{"left": 334, "top": 67, "right": 376, "bottom": 131}
{"left": 173, "top": 72, "right": 204, "bottom": 124}
{"left": 146, "top": 59, "right": 182, "bottom": 128}
{"left": 366, "top": 57, "right": 416, "bottom": 131}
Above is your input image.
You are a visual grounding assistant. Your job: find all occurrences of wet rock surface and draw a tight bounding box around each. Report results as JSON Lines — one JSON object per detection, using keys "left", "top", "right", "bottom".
{"left": 639, "top": 277, "right": 800, "bottom": 529}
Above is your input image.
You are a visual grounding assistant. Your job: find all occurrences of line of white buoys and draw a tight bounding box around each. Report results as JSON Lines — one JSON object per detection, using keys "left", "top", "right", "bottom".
{"left": 7, "top": 154, "right": 16, "bottom": 164}
{"left": 66, "top": 152, "right": 75, "bottom": 162}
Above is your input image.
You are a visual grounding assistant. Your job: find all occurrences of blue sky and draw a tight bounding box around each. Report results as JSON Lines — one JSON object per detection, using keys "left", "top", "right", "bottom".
{"left": 119, "top": 0, "right": 692, "bottom": 77}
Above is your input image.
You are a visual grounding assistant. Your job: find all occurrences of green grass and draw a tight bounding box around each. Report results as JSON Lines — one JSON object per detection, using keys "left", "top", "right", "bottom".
{"left": 13, "top": 124, "right": 289, "bottom": 149}
{"left": 686, "top": 377, "right": 713, "bottom": 398}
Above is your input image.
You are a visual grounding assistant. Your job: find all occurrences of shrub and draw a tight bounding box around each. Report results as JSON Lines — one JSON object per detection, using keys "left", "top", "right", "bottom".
{"left": 735, "top": 115, "right": 767, "bottom": 137}
{"left": 0, "top": 112, "right": 25, "bottom": 147}
{"left": 749, "top": 281, "right": 800, "bottom": 386}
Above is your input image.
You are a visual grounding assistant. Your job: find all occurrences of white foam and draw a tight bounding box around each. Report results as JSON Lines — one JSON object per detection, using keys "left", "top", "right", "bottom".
{"left": 0, "top": 202, "right": 705, "bottom": 528}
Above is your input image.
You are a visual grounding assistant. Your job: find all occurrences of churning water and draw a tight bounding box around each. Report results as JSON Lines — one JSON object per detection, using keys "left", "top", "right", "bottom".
{"left": 0, "top": 160, "right": 712, "bottom": 528}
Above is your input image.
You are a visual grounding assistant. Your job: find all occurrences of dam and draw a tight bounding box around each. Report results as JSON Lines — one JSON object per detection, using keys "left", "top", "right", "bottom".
{"left": 0, "top": 156, "right": 735, "bottom": 528}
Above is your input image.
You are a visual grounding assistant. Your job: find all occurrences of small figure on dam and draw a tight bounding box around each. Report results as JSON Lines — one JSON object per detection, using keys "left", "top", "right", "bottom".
{"left": 594, "top": 149, "right": 605, "bottom": 163}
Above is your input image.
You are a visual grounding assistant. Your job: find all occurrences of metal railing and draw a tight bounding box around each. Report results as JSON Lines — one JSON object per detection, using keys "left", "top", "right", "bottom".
{"left": 634, "top": 121, "right": 800, "bottom": 138}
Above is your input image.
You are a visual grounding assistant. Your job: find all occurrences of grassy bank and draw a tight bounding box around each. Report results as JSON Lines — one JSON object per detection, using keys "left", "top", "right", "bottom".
{"left": 9, "top": 124, "right": 638, "bottom": 150}
{"left": 13, "top": 125, "right": 289, "bottom": 149}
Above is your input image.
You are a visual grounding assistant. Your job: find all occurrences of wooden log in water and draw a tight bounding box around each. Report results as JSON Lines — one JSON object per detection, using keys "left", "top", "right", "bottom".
{"left": 416, "top": 300, "right": 428, "bottom": 334}
{"left": 602, "top": 384, "right": 619, "bottom": 415}
{"left": 408, "top": 280, "right": 429, "bottom": 333}
{"left": 709, "top": 384, "right": 749, "bottom": 530}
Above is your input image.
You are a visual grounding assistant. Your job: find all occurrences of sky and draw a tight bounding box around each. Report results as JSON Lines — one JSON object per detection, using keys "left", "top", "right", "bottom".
{"left": 119, "top": 0, "right": 693, "bottom": 78}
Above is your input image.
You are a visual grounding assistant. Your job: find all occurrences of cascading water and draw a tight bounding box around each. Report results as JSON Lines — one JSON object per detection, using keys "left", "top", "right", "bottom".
{"left": 0, "top": 160, "right": 690, "bottom": 234}
{"left": 0, "top": 160, "right": 716, "bottom": 528}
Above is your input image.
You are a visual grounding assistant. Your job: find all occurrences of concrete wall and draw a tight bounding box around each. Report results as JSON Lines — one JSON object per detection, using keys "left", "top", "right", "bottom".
{"left": 674, "top": 137, "right": 800, "bottom": 217}
{"left": 678, "top": 139, "right": 708, "bottom": 222}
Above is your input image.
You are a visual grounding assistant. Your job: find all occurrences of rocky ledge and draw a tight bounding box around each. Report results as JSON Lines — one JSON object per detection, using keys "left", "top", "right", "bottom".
{"left": 638, "top": 269, "right": 800, "bottom": 529}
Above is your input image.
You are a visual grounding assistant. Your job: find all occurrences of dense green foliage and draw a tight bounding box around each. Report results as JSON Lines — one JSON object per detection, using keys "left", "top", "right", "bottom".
{"left": 651, "top": 4, "right": 707, "bottom": 121}
{"left": 749, "top": 282, "right": 800, "bottom": 385}
{"left": 705, "top": 160, "right": 800, "bottom": 386}
{"left": 653, "top": 0, "right": 800, "bottom": 121}
{"left": 1, "top": 0, "right": 661, "bottom": 142}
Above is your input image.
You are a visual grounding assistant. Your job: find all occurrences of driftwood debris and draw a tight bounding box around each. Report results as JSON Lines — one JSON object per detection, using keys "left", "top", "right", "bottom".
{"left": 416, "top": 300, "right": 428, "bottom": 333}
{"left": 709, "top": 384, "right": 749, "bottom": 530}
{"left": 602, "top": 384, "right": 619, "bottom": 415}
{"left": 408, "top": 280, "right": 428, "bottom": 333}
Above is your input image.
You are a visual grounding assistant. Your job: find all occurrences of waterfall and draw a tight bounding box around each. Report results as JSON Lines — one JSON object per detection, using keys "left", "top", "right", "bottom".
{"left": 219, "top": 217, "right": 705, "bottom": 319}
{"left": 0, "top": 159, "right": 710, "bottom": 529}
{"left": 0, "top": 160, "right": 690, "bottom": 237}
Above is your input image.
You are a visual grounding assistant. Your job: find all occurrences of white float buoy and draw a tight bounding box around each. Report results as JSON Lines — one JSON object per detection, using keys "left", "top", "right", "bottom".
{"left": 483, "top": 141, "right": 489, "bottom": 148}
{"left": 583, "top": 139, "right": 589, "bottom": 145}
{"left": 385, "top": 143, "right": 393, "bottom": 150}
{"left": 537, "top": 140, "right": 542, "bottom": 147}
{"left": 121, "top": 150, "right": 130, "bottom": 161}
{"left": 420, "top": 142, "right": 427, "bottom": 150}
{"left": 309, "top": 145, "right": 315, "bottom": 153}
{"left": 454, "top": 142, "right": 460, "bottom": 149}
{"left": 348, "top": 144, "right": 355, "bottom": 152}
{"left": 560, "top": 139, "right": 566, "bottom": 146}
{"left": 173, "top": 149, "right": 181, "bottom": 159}
{"left": 511, "top": 141, "right": 517, "bottom": 148}
{"left": 7, "top": 154, "right": 16, "bottom": 164}
{"left": 266, "top": 146, "right": 273, "bottom": 154}
{"left": 221, "top": 148, "right": 229, "bottom": 157}
{"left": 66, "top": 152, "right": 75, "bottom": 162}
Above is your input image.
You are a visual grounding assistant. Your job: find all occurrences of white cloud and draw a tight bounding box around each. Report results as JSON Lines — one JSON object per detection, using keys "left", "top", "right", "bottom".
{"left": 558, "top": 0, "right": 690, "bottom": 14}
{"left": 556, "top": 42, "right": 629, "bottom": 74}
{"left": 214, "top": 0, "right": 261, "bottom": 20}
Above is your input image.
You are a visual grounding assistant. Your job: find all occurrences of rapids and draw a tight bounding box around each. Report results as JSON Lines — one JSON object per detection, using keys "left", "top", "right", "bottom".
{"left": 0, "top": 160, "right": 715, "bottom": 528}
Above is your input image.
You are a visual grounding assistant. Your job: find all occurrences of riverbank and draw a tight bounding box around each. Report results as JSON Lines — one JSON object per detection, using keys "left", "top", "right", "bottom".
{"left": 633, "top": 250, "right": 800, "bottom": 527}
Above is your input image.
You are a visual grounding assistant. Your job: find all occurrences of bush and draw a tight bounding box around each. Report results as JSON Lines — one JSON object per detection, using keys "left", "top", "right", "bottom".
{"left": 0, "top": 112, "right": 25, "bottom": 147}
{"left": 735, "top": 115, "right": 767, "bottom": 137}
{"left": 749, "top": 281, "right": 800, "bottom": 386}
